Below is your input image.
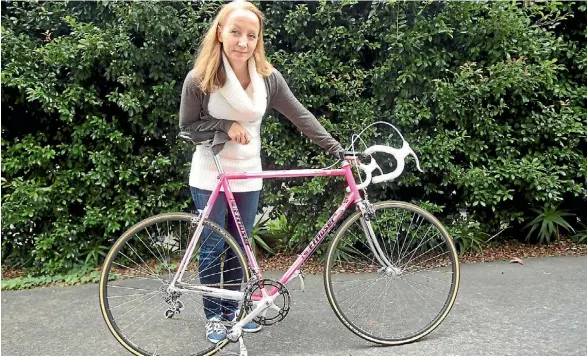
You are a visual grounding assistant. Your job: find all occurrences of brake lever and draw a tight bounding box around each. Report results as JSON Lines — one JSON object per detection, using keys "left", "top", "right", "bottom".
{"left": 346, "top": 157, "right": 381, "bottom": 192}
{"left": 374, "top": 159, "right": 384, "bottom": 176}
{"left": 409, "top": 148, "right": 424, "bottom": 173}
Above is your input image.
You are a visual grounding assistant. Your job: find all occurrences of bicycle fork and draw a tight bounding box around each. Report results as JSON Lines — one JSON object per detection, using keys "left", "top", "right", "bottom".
{"left": 358, "top": 205, "right": 403, "bottom": 277}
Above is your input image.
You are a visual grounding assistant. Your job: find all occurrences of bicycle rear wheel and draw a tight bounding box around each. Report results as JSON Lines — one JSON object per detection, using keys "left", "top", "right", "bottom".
{"left": 99, "top": 212, "right": 249, "bottom": 356}
{"left": 324, "top": 201, "right": 459, "bottom": 345}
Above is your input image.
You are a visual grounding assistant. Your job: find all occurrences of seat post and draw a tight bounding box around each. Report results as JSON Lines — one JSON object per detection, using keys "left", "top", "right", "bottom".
{"left": 213, "top": 155, "right": 225, "bottom": 174}
{"left": 210, "top": 147, "right": 225, "bottom": 174}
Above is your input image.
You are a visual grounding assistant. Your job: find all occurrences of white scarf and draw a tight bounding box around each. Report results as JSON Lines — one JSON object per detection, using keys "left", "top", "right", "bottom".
{"left": 218, "top": 53, "right": 267, "bottom": 119}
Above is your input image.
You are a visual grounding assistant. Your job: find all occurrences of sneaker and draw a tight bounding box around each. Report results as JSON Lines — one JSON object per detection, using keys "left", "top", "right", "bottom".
{"left": 222, "top": 309, "right": 262, "bottom": 333}
{"left": 205, "top": 316, "right": 227, "bottom": 344}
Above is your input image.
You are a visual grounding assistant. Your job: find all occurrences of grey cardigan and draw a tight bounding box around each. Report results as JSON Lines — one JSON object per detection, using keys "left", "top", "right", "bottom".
{"left": 179, "top": 68, "right": 344, "bottom": 156}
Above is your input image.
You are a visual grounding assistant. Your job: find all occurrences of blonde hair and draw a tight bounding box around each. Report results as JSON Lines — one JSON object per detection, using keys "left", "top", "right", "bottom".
{"left": 194, "top": 0, "right": 274, "bottom": 93}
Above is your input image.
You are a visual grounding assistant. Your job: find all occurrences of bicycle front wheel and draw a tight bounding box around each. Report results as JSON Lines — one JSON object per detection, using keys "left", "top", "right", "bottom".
{"left": 99, "top": 212, "right": 249, "bottom": 356}
{"left": 324, "top": 201, "right": 459, "bottom": 345}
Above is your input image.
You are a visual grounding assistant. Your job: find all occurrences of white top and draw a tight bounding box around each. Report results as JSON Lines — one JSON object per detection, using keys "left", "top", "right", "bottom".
{"left": 189, "top": 54, "right": 267, "bottom": 192}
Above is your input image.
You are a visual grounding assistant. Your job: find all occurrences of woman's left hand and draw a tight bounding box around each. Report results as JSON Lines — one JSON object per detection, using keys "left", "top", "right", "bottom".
{"left": 228, "top": 122, "right": 251, "bottom": 145}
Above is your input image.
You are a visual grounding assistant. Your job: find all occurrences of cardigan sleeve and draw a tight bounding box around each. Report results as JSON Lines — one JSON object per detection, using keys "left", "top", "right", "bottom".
{"left": 269, "top": 69, "right": 344, "bottom": 156}
{"left": 179, "top": 70, "right": 234, "bottom": 133}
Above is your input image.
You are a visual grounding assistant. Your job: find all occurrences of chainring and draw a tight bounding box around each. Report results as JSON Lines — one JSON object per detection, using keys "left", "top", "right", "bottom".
{"left": 242, "top": 278, "right": 291, "bottom": 326}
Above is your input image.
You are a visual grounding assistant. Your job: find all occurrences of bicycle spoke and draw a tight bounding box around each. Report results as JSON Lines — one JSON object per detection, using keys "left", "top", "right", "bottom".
{"left": 118, "top": 294, "right": 163, "bottom": 329}
{"left": 390, "top": 276, "right": 409, "bottom": 336}
{"left": 141, "top": 227, "right": 172, "bottom": 276}
{"left": 397, "top": 224, "right": 433, "bottom": 267}
{"left": 354, "top": 278, "right": 391, "bottom": 327}
{"left": 402, "top": 277, "right": 438, "bottom": 310}
{"left": 335, "top": 277, "right": 383, "bottom": 305}
{"left": 399, "top": 236, "right": 446, "bottom": 271}
{"left": 125, "top": 238, "right": 164, "bottom": 280}
{"left": 110, "top": 261, "right": 165, "bottom": 282}
{"left": 128, "top": 302, "right": 168, "bottom": 339}
{"left": 109, "top": 291, "right": 160, "bottom": 310}
{"left": 346, "top": 274, "right": 384, "bottom": 311}
{"left": 403, "top": 250, "right": 451, "bottom": 272}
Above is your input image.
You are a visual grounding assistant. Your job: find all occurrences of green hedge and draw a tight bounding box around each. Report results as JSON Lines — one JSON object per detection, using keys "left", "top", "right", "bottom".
{"left": 2, "top": 1, "right": 585, "bottom": 274}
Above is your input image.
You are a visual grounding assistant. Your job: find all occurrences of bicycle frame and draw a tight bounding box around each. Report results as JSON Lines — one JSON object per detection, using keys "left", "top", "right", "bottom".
{"left": 100, "top": 136, "right": 458, "bottom": 355}
{"left": 168, "top": 155, "right": 366, "bottom": 297}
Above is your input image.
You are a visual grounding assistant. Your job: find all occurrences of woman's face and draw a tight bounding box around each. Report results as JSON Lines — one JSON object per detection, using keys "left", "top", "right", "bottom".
{"left": 218, "top": 9, "right": 260, "bottom": 67}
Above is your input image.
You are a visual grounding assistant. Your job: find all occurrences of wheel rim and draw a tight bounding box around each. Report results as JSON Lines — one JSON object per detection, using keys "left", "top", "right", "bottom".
{"left": 325, "top": 202, "right": 459, "bottom": 344}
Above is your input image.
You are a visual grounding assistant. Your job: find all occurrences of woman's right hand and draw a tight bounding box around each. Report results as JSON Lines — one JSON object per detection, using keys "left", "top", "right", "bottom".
{"left": 228, "top": 122, "right": 251, "bottom": 145}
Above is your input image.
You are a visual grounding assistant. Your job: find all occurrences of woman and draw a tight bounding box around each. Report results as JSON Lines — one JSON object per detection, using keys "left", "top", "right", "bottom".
{"left": 179, "top": 0, "right": 344, "bottom": 344}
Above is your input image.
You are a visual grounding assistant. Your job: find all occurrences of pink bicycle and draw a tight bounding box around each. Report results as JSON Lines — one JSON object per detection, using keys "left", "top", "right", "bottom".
{"left": 99, "top": 124, "right": 460, "bottom": 356}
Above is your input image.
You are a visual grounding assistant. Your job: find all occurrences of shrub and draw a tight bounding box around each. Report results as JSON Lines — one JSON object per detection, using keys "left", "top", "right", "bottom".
{"left": 2, "top": 1, "right": 585, "bottom": 274}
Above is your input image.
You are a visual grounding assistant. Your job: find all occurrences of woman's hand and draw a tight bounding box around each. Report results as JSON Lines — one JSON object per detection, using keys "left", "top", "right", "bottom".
{"left": 228, "top": 122, "right": 251, "bottom": 145}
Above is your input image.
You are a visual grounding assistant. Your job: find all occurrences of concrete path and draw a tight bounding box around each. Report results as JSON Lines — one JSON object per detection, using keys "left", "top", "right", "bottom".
{"left": 2, "top": 256, "right": 586, "bottom": 356}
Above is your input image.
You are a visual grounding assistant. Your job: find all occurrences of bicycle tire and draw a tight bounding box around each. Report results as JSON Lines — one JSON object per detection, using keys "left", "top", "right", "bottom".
{"left": 99, "top": 212, "right": 249, "bottom": 356}
{"left": 324, "top": 201, "right": 460, "bottom": 345}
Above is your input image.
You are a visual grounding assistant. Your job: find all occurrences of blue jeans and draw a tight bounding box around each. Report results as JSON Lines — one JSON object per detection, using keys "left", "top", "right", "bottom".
{"left": 190, "top": 187, "right": 260, "bottom": 319}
